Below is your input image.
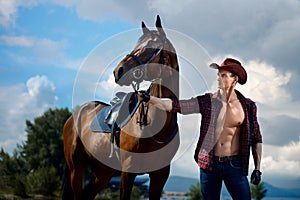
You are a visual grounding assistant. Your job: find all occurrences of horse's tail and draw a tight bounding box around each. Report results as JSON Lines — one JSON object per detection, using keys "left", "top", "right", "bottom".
{"left": 62, "top": 165, "right": 74, "bottom": 200}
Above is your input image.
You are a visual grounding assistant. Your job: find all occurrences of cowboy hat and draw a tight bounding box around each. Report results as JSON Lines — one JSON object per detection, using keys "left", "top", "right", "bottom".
{"left": 209, "top": 58, "right": 247, "bottom": 85}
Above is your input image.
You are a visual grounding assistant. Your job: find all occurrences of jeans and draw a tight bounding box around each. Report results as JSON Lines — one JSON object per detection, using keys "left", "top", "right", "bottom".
{"left": 200, "top": 158, "right": 251, "bottom": 200}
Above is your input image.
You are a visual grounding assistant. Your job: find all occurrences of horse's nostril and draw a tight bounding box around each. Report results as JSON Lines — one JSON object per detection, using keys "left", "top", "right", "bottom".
{"left": 117, "top": 67, "right": 124, "bottom": 80}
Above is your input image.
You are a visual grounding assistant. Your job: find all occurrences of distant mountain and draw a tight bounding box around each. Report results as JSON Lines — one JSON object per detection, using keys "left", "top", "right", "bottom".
{"left": 164, "top": 176, "right": 197, "bottom": 193}
{"left": 163, "top": 176, "right": 300, "bottom": 198}
{"left": 264, "top": 182, "right": 300, "bottom": 198}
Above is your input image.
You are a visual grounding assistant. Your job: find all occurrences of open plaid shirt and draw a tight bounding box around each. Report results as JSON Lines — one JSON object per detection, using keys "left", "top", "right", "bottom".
{"left": 171, "top": 90, "right": 262, "bottom": 175}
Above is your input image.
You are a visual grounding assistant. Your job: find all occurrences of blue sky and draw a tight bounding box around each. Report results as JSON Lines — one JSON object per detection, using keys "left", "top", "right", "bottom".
{"left": 1, "top": 0, "right": 300, "bottom": 190}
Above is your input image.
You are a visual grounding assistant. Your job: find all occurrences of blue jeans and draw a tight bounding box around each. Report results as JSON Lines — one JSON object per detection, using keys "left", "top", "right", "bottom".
{"left": 200, "top": 158, "right": 251, "bottom": 200}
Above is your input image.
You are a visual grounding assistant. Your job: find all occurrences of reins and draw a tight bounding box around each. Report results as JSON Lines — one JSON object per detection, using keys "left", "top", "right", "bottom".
{"left": 125, "top": 32, "right": 177, "bottom": 144}
{"left": 127, "top": 34, "right": 167, "bottom": 128}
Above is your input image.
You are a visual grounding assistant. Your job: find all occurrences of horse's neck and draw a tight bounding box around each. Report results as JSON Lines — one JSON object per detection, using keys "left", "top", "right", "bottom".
{"left": 149, "top": 78, "right": 178, "bottom": 99}
{"left": 150, "top": 50, "right": 179, "bottom": 98}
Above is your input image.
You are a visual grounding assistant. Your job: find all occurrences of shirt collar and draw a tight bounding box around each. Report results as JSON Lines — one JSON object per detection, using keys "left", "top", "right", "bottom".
{"left": 212, "top": 89, "right": 246, "bottom": 102}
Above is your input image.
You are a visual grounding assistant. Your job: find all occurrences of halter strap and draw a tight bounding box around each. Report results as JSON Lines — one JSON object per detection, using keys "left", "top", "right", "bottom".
{"left": 127, "top": 36, "right": 167, "bottom": 67}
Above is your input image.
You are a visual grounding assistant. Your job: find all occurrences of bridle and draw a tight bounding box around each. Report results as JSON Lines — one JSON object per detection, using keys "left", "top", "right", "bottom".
{"left": 126, "top": 33, "right": 168, "bottom": 128}
{"left": 127, "top": 33, "right": 167, "bottom": 92}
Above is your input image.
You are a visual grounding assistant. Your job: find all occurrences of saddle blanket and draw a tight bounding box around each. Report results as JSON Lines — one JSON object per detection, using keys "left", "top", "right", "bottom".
{"left": 90, "top": 106, "right": 112, "bottom": 133}
{"left": 90, "top": 92, "right": 140, "bottom": 133}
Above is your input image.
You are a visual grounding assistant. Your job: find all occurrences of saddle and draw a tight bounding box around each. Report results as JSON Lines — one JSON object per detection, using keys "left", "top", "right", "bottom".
{"left": 90, "top": 92, "right": 141, "bottom": 146}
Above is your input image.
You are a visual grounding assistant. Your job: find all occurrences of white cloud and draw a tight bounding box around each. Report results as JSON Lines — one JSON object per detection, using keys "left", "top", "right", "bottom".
{"left": 0, "top": 35, "right": 34, "bottom": 47}
{"left": 33, "top": 38, "right": 68, "bottom": 64}
{"left": 147, "top": 0, "right": 194, "bottom": 15}
{"left": 171, "top": 136, "right": 300, "bottom": 186}
{"left": 208, "top": 56, "right": 293, "bottom": 107}
{"left": 0, "top": 75, "right": 57, "bottom": 153}
{"left": 0, "top": 0, "right": 37, "bottom": 28}
{"left": 237, "top": 59, "right": 292, "bottom": 105}
{"left": 0, "top": 0, "right": 19, "bottom": 27}
{"left": 261, "top": 141, "right": 300, "bottom": 181}
{"left": 0, "top": 34, "right": 69, "bottom": 67}
{"left": 98, "top": 74, "right": 117, "bottom": 91}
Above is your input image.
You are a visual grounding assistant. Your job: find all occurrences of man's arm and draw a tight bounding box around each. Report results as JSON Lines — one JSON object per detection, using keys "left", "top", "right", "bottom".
{"left": 252, "top": 142, "right": 262, "bottom": 170}
{"left": 138, "top": 92, "right": 173, "bottom": 111}
{"left": 251, "top": 142, "right": 262, "bottom": 185}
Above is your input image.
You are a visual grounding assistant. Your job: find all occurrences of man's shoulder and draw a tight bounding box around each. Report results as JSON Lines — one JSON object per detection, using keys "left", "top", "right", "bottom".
{"left": 235, "top": 90, "right": 256, "bottom": 104}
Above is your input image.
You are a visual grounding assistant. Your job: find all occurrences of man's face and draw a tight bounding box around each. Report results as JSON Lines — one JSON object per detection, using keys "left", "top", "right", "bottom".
{"left": 217, "top": 69, "right": 238, "bottom": 90}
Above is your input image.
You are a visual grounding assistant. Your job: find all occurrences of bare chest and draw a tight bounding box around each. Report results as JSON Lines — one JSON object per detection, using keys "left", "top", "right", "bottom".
{"left": 222, "top": 100, "right": 245, "bottom": 127}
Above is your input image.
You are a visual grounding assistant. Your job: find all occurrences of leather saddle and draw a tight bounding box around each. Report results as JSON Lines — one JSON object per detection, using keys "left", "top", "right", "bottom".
{"left": 90, "top": 92, "right": 141, "bottom": 133}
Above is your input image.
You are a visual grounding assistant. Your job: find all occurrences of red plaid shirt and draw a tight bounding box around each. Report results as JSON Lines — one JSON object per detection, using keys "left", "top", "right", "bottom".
{"left": 172, "top": 90, "right": 262, "bottom": 175}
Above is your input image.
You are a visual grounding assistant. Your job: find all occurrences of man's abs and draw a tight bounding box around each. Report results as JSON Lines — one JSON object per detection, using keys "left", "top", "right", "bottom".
{"left": 214, "top": 100, "right": 244, "bottom": 156}
{"left": 214, "top": 127, "right": 241, "bottom": 156}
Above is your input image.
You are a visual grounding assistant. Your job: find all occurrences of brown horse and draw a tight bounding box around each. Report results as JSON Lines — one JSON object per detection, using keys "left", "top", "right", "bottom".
{"left": 63, "top": 15, "right": 180, "bottom": 200}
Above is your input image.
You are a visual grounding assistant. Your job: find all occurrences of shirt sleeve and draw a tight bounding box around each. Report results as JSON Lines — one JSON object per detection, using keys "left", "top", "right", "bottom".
{"left": 171, "top": 94, "right": 210, "bottom": 114}
{"left": 251, "top": 102, "right": 263, "bottom": 144}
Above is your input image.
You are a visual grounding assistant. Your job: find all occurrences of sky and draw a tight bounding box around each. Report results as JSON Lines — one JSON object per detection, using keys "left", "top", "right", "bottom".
{"left": 1, "top": 0, "right": 300, "bottom": 189}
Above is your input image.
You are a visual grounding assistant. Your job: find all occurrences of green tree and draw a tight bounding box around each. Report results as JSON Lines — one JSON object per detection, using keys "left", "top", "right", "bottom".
{"left": 131, "top": 186, "right": 142, "bottom": 200}
{"left": 0, "top": 148, "right": 28, "bottom": 196}
{"left": 27, "top": 166, "right": 61, "bottom": 195}
{"left": 251, "top": 182, "right": 267, "bottom": 200}
{"left": 22, "top": 108, "right": 71, "bottom": 179}
{"left": 187, "top": 181, "right": 202, "bottom": 200}
{"left": 0, "top": 108, "right": 71, "bottom": 197}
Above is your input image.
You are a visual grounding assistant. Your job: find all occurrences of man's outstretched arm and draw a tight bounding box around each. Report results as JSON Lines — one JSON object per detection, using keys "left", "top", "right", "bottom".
{"left": 138, "top": 92, "right": 173, "bottom": 111}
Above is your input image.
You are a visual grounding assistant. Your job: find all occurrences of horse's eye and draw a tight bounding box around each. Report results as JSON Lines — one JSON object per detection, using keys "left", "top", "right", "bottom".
{"left": 148, "top": 41, "right": 155, "bottom": 48}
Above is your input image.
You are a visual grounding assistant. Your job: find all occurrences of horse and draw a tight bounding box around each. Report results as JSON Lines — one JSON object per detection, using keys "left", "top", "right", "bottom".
{"left": 62, "top": 15, "right": 180, "bottom": 200}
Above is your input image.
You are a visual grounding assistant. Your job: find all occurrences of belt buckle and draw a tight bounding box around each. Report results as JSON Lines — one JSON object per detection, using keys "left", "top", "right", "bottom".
{"left": 218, "top": 156, "right": 227, "bottom": 162}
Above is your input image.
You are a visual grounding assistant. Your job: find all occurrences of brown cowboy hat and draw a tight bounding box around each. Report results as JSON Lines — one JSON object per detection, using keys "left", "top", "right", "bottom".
{"left": 209, "top": 58, "right": 247, "bottom": 85}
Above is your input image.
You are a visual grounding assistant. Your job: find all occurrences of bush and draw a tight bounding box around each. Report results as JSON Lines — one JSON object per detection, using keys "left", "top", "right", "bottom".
{"left": 26, "top": 166, "right": 61, "bottom": 196}
{"left": 14, "top": 175, "right": 29, "bottom": 198}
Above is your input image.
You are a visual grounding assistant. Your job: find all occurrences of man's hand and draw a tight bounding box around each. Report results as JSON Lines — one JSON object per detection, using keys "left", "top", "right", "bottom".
{"left": 251, "top": 169, "right": 262, "bottom": 185}
{"left": 138, "top": 90, "right": 150, "bottom": 103}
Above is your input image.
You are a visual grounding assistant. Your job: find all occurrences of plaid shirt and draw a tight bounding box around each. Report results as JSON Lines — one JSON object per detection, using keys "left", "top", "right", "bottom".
{"left": 172, "top": 90, "right": 262, "bottom": 175}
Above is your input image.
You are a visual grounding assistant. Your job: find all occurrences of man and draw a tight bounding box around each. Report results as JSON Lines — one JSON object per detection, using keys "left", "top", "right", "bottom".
{"left": 139, "top": 58, "right": 263, "bottom": 200}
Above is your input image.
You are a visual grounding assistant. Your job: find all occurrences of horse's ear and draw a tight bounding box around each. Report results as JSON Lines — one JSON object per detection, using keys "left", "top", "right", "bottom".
{"left": 155, "top": 15, "right": 166, "bottom": 37}
{"left": 142, "top": 21, "right": 150, "bottom": 34}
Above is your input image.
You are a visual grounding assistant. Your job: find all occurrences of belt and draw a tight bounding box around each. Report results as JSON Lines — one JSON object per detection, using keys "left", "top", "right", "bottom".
{"left": 213, "top": 155, "right": 241, "bottom": 162}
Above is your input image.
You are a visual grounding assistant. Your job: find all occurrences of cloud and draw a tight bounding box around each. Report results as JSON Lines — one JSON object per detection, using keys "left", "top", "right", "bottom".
{"left": 0, "top": 75, "right": 57, "bottom": 153}
{"left": 48, "top": 0, "right": 300, "bottom": 96}
{"left": 236, "top": 59, "right": 292, "bottom": 105}
{"left": 3, "top": 0, "right": 300, "bottom": 72}
{"left": 261, "top": 142, "right": 300, "bottom": 181}
{"left": 0, "top": 35, "right": 34, "bottom": 47}
{"left": 0, "top": 34, "right": 70, "bottom": 67}
{"left": 0, "top": 0, "right": 37, "bottom": 28}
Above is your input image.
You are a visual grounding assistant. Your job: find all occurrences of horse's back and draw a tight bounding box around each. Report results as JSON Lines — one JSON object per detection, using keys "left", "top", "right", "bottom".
{"left": 64, "top": 101, "right": 121, "bottom": 170}
{"left": 63, "top": 101, "right": 110, "bottom": 162}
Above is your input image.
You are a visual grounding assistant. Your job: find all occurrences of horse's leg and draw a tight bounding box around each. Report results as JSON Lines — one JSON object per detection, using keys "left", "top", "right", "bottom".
{"left": 148, "top": 165, "right": 171, "bottom": 200}
{"left": 69, "top": 163, "right": 84, "bottom": 200}
{"left": 120, "top": 172, "right": 137, "bottom": 200}
{"left": 62, "top": 165, "right": 74, "bottom": 200}
{"left": 63, "top": 118, "right": 84, "bottom": 200}
{"left": 83, "top": 167, "right": 116, "bottom": 200}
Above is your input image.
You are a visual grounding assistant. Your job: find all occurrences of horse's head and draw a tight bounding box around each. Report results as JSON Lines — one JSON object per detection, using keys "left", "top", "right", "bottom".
{"left": 113, "top": 15, "right": 178, "bottom": 88}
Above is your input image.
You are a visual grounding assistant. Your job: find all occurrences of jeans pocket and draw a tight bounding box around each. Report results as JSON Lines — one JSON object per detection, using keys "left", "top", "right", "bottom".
{"left": 229, "top": 159, "right": 242, "bottom": 169}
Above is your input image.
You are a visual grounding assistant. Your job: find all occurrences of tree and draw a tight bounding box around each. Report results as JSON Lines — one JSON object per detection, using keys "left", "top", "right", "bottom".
{"left": 0, "top": 108, "right": 71, "bottom": 197}
{"left": 251, "top": 182, "right": 267, "bottom": 200}
{"left": 131, "top": 186, "right": 142, "bottom": 200}
{"left": 21, "top": 108, "right": 71, "bottom": 179}
{"left": 27, "top": 166, "right": 61, "bottom": 196}
{"left": 0, "top": 148, "right": 28, "bottom": 197}
{"left": 187, "top": 181, "right": 202, "bottom": 200}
